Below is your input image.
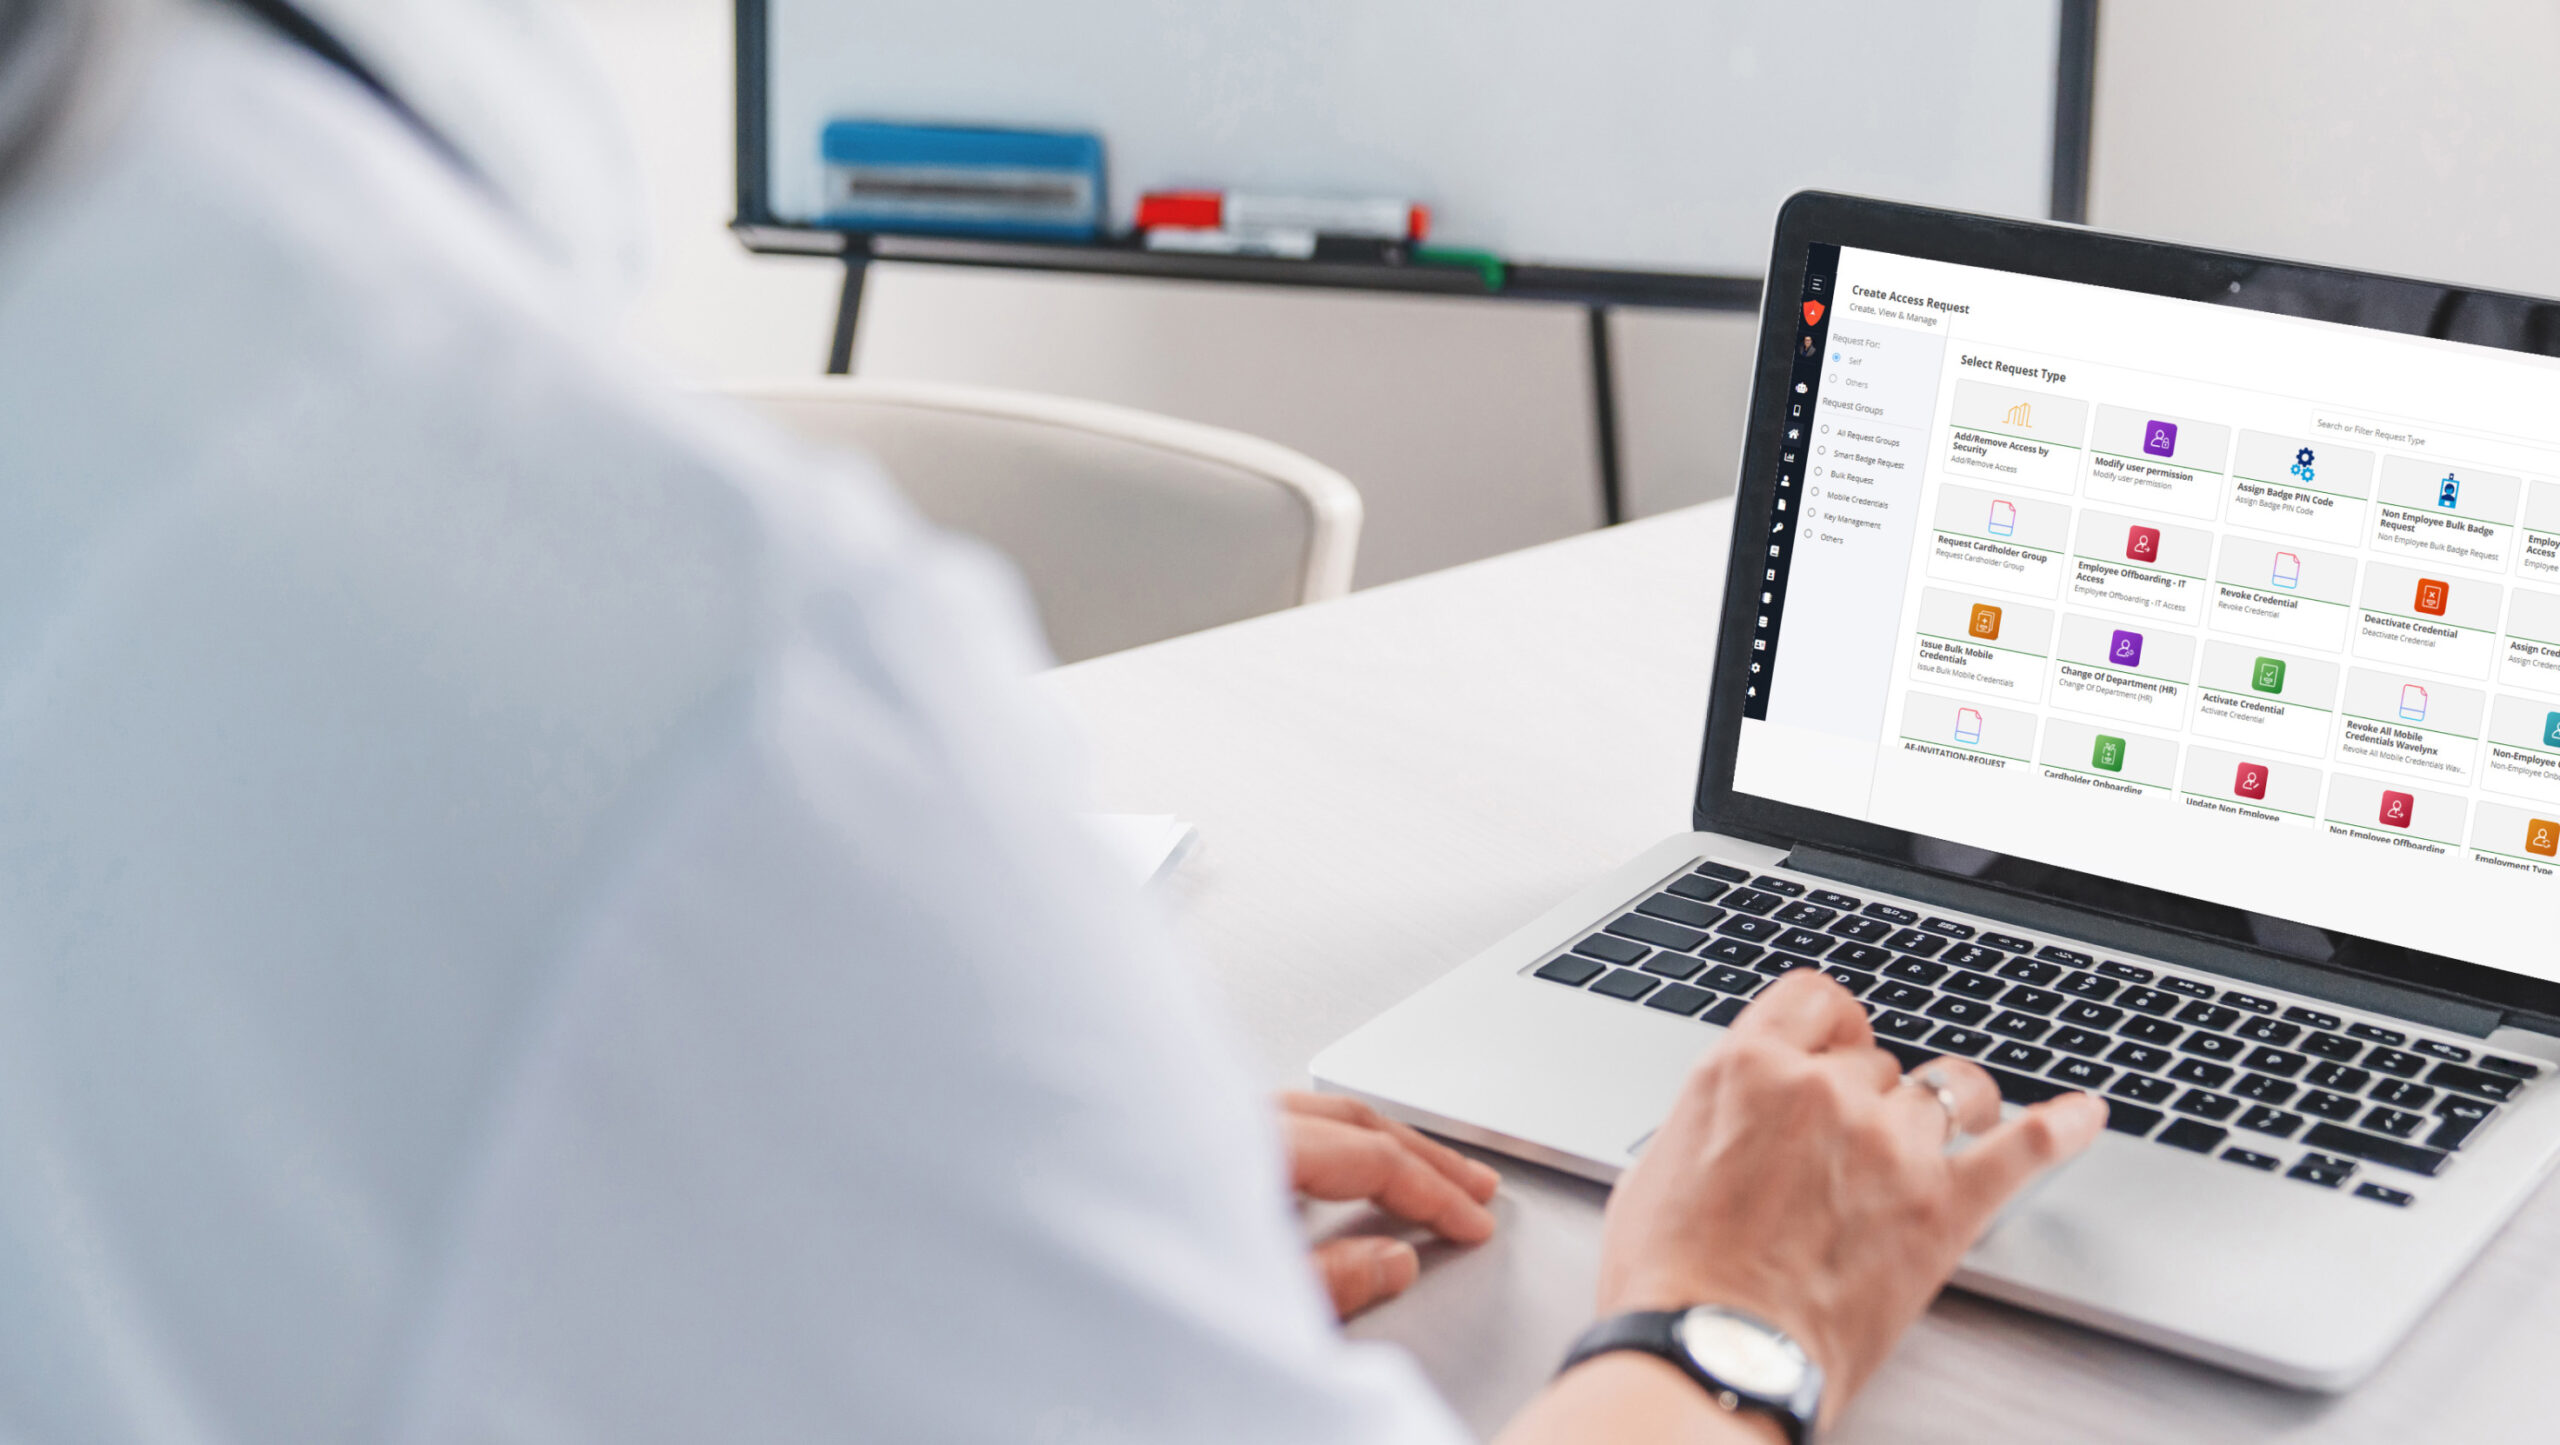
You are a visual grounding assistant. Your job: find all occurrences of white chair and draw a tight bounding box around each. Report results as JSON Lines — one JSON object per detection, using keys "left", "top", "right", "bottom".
{"left": 724, "top": 378, "right": 1363, "bottom": 664}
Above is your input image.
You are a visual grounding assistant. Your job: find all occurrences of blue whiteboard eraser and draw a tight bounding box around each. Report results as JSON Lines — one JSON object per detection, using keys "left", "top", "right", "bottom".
{"left": 818, "top": 120, "right": 1106, "bottom": 242}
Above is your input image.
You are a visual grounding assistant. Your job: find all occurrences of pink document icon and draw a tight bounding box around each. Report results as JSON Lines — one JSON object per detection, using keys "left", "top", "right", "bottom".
{"left": 1954, "top": 708, "right": 1984, "bottom": 745}
{"left": 2271, "top": 552, "right": 2302, "bottom": 590}
{"left": 1988, "top": 500, "right": 2017, "bottom": 537}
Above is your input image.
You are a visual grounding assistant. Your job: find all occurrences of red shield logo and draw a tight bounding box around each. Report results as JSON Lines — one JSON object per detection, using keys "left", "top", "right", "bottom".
{"left": 1802, "top": 301, "right": 1826, "bottom": 326}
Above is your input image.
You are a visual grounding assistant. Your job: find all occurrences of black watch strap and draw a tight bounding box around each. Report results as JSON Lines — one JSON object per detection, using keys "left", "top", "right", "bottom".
{"left": 1559, "top": 1308, "right": 1817, "bottom": 1444}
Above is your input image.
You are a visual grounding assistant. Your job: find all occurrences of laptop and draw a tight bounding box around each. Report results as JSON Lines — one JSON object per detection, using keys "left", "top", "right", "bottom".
{"left": 1312, "top": 192, "right": 2560, "bottom": 1390}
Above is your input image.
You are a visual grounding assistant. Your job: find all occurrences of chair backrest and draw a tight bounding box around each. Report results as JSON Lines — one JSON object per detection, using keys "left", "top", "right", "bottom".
{"left": 724, "top": 378, "right": 1362, "bottom": 663}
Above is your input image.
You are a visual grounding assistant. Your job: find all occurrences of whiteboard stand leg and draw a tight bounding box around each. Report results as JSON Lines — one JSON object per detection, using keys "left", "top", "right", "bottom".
{"left": 1586, "top": 303, "right": 1624, "bottom": 526}
{"left": 826, "top": 254, "right": 870, "bottom": 375}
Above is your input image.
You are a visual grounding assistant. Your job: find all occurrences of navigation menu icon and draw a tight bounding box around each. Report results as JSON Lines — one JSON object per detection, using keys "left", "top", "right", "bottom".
{"left": 2380, "top": 790, "right": 2415, "bottom": 828}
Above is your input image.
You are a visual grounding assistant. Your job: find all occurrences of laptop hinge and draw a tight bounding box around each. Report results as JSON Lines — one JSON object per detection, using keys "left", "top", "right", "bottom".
{"left": 1784, "top": 845, "right": 2504, "bottom": 1038}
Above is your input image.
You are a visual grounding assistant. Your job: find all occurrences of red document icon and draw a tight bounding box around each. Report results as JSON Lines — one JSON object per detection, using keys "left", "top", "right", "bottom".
{"left": 2380, "top": 791, "right": 2415, "bottom": 828}
{"left": 2233, "top": 762, "right": 2269, "bottom": 801}
{"left": 2126, "top": 525, "right": 2161, "bottom": 563}
{"left": 2414, "top": 578, "right": 2450, "bottom": 617}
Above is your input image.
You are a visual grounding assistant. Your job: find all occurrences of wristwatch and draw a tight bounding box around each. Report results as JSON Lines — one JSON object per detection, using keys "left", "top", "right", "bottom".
{"left": 1557, "top": 1305, "right": 1824, "bottom": 1443}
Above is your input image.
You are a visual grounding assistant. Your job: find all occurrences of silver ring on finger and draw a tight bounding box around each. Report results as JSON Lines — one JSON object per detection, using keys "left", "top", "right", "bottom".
{"left": 1904, "top": 1065, "right": 1966, "bottom": 1142}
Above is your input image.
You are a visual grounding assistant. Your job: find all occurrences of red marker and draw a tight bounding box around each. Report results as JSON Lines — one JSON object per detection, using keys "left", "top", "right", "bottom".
{"left": 1136, "top": 189, "right": 1430, "bottom": 243}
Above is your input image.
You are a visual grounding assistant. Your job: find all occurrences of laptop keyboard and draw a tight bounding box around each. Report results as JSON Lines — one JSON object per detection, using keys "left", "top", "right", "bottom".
{"left": 1530, "top": 857, "right": 2545, "bottom": 1208}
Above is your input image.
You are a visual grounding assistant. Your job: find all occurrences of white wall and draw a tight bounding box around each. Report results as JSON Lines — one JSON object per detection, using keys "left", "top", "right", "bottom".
{"left": 2091, "top": 0, "right": 2560, "bottom": 299}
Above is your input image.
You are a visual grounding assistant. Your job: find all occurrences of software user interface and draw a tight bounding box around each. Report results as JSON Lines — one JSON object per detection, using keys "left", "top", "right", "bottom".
{"left": 1738, "top": 243, "right": 2560, "bottom": 979}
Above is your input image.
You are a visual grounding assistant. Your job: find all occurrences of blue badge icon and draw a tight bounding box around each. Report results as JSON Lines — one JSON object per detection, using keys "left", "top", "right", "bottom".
{"left": 2440, "top": 474, "right": 2461, "bottom": 509}
{"left": 2291, "top": 447, "right": 2316, "bottom": 483}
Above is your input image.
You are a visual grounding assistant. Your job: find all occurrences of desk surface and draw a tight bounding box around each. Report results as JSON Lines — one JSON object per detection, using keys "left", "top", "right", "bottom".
{"left": 1042, "top": 501, "right": 2560, "bottom": 1441}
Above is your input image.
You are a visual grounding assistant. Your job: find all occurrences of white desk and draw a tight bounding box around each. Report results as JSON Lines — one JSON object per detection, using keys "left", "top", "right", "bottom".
{"left": 1042, "top": 500, "right": 2560, "bottom": 1441}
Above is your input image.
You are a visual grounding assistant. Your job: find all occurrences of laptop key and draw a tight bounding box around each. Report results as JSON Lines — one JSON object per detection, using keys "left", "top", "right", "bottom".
{"left": 2172, "top": 1089, "right": 2240, "bottom": 1122}
{"left": 1996, "top": 958, "right": 2063, "bottom": 986}
{"left": 1749, "top": 875, "right": 1806, "bottom": 897}
{"left": 2302, "top": 1122, "right": 2450, "bottom": 1177}
{"left": 1590, "top": 969, "right": 1659, "bottom": 1001}
{"left": 2287, "top": 1154, "right": 2354, "bottom": 1188}
{"left": 2429, "top": 1098, "right": 2495, "bottom": 1150}
{"left": 1942, "top": 970, "right": 2005, "bottom": 1000}
{"left": 1773, "top": 901, "right": 1838, "bottom": 927}
{"left": 2181, "top": 1033, "right": 2244, "bottom": 1063}
{"left": 2036, "top": 945, "right": 2095, "bottom": 968}
{"left": 1987, "top": 1011, "right": 2051, "bottom": 1042}
{"left": 1925, "top": 996, "right": 1992, "bottom": 1026}
{"left": 2170, "top": 1059, "right": 2234, "bottom": 1089}
{"left": 2103, "top": 1100, "right": 2163, "bottom": 1135}
{"left": 2363, "top": 1106, "right": 2424, "bottom": 1138}
{"left": 1715, "top": 915, "right": 1784, "bottom": 945}
{"left": 2283, "top": 1005, "right": 2343, "bottom": 1029}
{"left": 2156, "top": 976, "right": 2215, "bottom": 1000}
{"left": 1770, "top": 927, "right": 1835, "bottom": 957}
{"left": 2370, "top": 1079, "right": 2433, "bottom": 1108}
{"left": 2366, "top": 1048, "right": 2426, "bottom": 1079}
{"left": 1702, "top": 996, "right": 1750, "bottom": 1027}
{"left": 2353, "top": 1183, "right": 2414, "bottom": 1207}
{"left": 1645, "top": 983, "right": 1715, "bottom": 1017}
{"left": 2481, "top": 1056, "right": 2543, "bottom": 1078}
{"left": 2347, "top": 1022, "right": 2406, "bottom": 1045}
{"left": 1925, "top": 1026, "right": 1993, "bottom": 1057}
{"left": 1808, "top": 889, "right": 1863, "bottom": 910}
{"left": 1870, "top": 981, "right": 1931, "bottom": 1010}
{"left": 1874, "top": 1010, "right": 1934, "bottom": 1042}
{"left": 2301, "top": 1032, "right": 2363, "bottom": 1062}
{"left": 2234, "top": 1074, "right": 2296, "bottom": 1104}
{"left": 1667, "top": 876, "right": 1732, "bottom": 905}
{"left": 2158, "top": 1118, "right": 2227, "bottom": 1152}
{"left": 2176, "top": 1001, "right": 2242, "bottom": 1031}
{"left": 2048, "top": 1026, "right": 2110, "bottom": 1056}
{"left": 2222, "top": 1148, "right": 2281, "bottom": 1170}
{"left": 2299, "top": 1089, "right": 2361, "bottom": 1120}
{"left": 2235, "top": 1017, "right": 2301, "bottom": 1046}
{"left": 2236, "top": 1105, "right": 2304, "bottom": 1138}
{"left": 1639, "top": 952, "right": 1705, "bottom": 980}
{"left": 2057, "top": 971, "right": 2120, "bottom": 1000}
{"left": 1979, "top": 932, "right": 2035, "bottom": 954}
{"left": 1694, "top": 861, "right": 1753, "bottom": 883}
{"left": 1609, "top": 915, "right": 1709, "bottom": 951}
{"left": 1987, "top": 1041, "right": 2054, "bottom": 1074}
{"left": 2096, "top": 959, "right": 2155, "bottom": 982}
{"left": 2050, "top": 1057, "right": 2113, "bottom": 1088}
{"left": 2222, "top": 992, "right": 2277, "bottom": 1014}
{"left": 1703, "top": 938, "right": 1766, "bottom": 966}
{"left": 2118, "top": 987, "right": 2177, "bottom": 1015}
{"left": 1860, "top": 902, "right": 1920, "bottom": 925}
{"left": 2107, "top": 1042, "right": 2172, "bottom": 1073}
{"left": 2058, "top": 1001, "right": 2123, "bottom": 1030}
{"left": 1919, "top": 916, "right": 1976, "bottom": 939}
{"left": 1574, "top": 934, "right": 1650, "bottom": 965}
{"left": 1723, "top": 888, "right": 1784, "bottom": 915}
{"left": 1829, "top": 942, "right": 1894, "bottom": 970}
{"left": 1883, "top": 929, "right": 1947, "bottom": 957}
{"left": 1983, "top": 1061, "right": 2068, "bottom": 1105}
{"left": 1944, "top": 944, "right": 2005, "bottom": 971}
{"left": 2427, "top": 1063, "right": 2520, "bottom": 1102}
{"left": 1999, "top": 985, "right": 2065, "bottom": 1015}
{"left": 1827, "top": 916, "right": 1896, "bottom": 944}
{"left": 2110, "top": 1073, "right": 2175, "bottom": 1105}
{"left": 1535, "top": 955, "right": 1607, "bottom": 987}
{"left": 1638, "top": 896, "right": 1720, "bottom": 932}
{"left": 2306, "top": 1062, "right": 2370, "bottom": 1092}
{"left": 2241, "top": 1046, "right": 2306, "bottom": 1077}
{"left": 1701, "top": 965, "right": 1763, "bottom": 995}
{"left": 1883, "top": 957, "right": 1949, "bottom": 985}
{"left": 1754, "top": 954, "right": 1819, "bottom": 978}
{"left": 2413, "top": 1039, "right": 2471, "bottom": 1063}
{"left": 2121, "top": 1017, "right": 2183, "bottom": 1045}
{"left": 1822, "top": 967, "right": 1877, "bottom": 996}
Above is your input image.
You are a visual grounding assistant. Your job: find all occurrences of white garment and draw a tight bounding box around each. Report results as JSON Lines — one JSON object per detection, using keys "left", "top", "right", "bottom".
{"left": 0, "top": 5, "right": 1470, "bottom": 1441}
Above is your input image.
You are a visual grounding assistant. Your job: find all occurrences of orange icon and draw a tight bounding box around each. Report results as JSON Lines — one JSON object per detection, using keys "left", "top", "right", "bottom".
{"left": 2415, "top": 578, "right": 2450, "bottom": 617}
{"left": 2530, "top": 819, "right": 2559, "bottom": 858}
{"left": 1969, "top": 603, "right": 2004, "bottom": 641}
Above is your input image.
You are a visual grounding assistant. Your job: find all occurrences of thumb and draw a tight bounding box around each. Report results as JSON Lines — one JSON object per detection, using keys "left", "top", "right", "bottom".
{"left": 1312, "top": 1236, "right": 1421, "bottom": 1319}
{"left": 1949, "top": 1092, "right": 2108, "bottom": 1224}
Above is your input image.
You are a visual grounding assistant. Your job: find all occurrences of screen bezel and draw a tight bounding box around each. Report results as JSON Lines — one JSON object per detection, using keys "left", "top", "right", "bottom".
{"left": 1695, "top": 190, "right": 2560, "bottom": 1025}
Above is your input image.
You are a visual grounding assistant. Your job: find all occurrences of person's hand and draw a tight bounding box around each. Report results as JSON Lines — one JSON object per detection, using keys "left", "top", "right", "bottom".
{"left": 1279, "top": 1092, "right": 1500, "bottom": 1318}
{"left": 1591, "top": 969, "right": 2107, "bottom": 1422}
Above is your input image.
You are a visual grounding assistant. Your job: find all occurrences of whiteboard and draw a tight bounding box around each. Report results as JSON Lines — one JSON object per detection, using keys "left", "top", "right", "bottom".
{"left": 754, "top": 0, "right": 2066, "bottom": 277}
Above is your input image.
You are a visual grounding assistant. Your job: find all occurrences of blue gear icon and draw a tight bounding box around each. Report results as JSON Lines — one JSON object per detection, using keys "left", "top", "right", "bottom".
{"left": 2296, "top": 447, "right": 2315, "bottom": 467}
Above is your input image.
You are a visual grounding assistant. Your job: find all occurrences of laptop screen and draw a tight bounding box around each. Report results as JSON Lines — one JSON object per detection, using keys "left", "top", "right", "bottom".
{"left": 1733, "top": 238, "right": 2560, "bottom": 983}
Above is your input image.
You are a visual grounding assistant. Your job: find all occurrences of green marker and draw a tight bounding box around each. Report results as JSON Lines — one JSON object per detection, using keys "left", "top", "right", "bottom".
{"left": 1413, "top": 246, "right": 1505, "bottom": 291}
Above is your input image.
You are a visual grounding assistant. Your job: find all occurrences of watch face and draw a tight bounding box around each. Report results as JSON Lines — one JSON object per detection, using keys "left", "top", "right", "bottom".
{"left": 1678, "top": 1308, "right": 1810, "bottom": 1399}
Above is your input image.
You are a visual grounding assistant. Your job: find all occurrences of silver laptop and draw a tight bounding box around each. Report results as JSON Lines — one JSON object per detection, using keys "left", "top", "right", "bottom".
{"left": 1313, "top": 192, "right": 2560, "bottom": 1390}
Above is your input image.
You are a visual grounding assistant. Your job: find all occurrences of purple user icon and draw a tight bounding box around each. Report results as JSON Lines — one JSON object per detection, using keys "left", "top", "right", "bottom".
{"left": 2142, "top": 420, "right": 2178, "bottom": 458}
{"left": 2111, "top": 629, "right": 2144, "bottom": 668}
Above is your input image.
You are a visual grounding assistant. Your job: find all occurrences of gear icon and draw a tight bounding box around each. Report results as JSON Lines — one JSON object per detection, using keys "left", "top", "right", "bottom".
{"left": 2296, "top": 447, "right": 2315, "bottom": 467}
